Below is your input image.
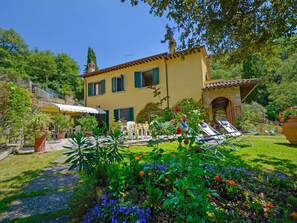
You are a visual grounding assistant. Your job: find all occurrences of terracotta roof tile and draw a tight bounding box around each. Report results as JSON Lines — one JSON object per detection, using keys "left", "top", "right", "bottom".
{"left": 81, "top": 47, "right": 203, "bottom": 78}
{"left": 203, "top": 78, "right": 259, "bottom": 90}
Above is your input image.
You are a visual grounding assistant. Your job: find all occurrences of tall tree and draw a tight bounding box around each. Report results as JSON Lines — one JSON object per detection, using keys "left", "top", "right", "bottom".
{"left": 27, "top": 50, "right": 57, "bottom": 88}
{"left": 0, "top": 28, "right": 28, "bottom": 54}
{"left": 84, "top": 47, "right": 98, "bottom": 73}
{"left": 51, "top": 53, "right": 84, "bottom": 100}
{"left": 123, "top": 0, "right": 297, "bottom": 61}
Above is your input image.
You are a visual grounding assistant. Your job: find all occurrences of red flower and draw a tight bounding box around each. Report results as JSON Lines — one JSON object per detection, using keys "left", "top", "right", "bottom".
{"left": 175, "top": 107, "right": 180, "bottom": 112}
{"left": 176, "top": 128, "right": 181, "bottom": 134}
{"left": 215, "top": 175, "right": 221, "bottom": 181}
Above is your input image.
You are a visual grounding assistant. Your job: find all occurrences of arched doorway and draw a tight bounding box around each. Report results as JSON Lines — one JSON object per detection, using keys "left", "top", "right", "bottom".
{"left": 210, "top": 97, "right": 234, "bottom": 124}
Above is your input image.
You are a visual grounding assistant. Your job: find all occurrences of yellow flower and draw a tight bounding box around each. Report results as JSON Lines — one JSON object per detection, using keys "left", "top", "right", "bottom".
{"left": 134, "top": 156, "right": 141, "bottom": 161}
{"left": 164, "top": 178, "right": 170, "bottom": 183}
{"left": 139, "top": 170, "right": 145, "bottom": 176}
{"left": 147, "top": 172, "right": 152, "bottom": 176}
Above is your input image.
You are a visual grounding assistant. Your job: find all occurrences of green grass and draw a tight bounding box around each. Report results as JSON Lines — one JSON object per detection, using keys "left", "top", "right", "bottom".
{"left": 0, "top": 150, "right": 66, "bottom": 213}
{"left": 227, "top": 135, "right": 297, "bottom": 176}
{"left": 126, "top": 135, "right": 297, "bottom": 177}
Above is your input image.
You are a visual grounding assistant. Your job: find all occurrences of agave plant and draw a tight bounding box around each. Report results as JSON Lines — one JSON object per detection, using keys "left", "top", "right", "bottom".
{"left": 64, "top": 132, "right": 95, "bottom": 173}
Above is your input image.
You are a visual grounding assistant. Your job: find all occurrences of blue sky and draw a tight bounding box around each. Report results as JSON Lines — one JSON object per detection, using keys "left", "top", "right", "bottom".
{"left": 0, "top": 0, "right": 172, "bottom": 73}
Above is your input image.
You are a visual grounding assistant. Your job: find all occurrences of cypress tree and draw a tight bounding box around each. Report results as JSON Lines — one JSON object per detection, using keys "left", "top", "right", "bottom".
{"left": 84, "top": 47, "right": 98, "bottom": 73}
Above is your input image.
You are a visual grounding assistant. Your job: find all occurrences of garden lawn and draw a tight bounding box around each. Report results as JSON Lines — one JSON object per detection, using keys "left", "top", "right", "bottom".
{"left": 0, "top": 150, "right": 65, "bottom": 213}
{"left": 127, "top": 135, "right": 297, "bottom": 177}
{"left": 226, "top": 135, "right": 297, "bottom": 177}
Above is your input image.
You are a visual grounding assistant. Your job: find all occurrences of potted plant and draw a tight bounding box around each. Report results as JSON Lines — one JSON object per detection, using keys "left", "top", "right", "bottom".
{"left": 282, "top": 107, "right": 297, "bottom": 145}
{"left": 77, "top": 115, "right": 98, "bottom": 136}
{"left": 53, "top": 113, "right": 74, "bottom": 139}
{"left": 29, "top": 112, "right": 52, "bottom": 153}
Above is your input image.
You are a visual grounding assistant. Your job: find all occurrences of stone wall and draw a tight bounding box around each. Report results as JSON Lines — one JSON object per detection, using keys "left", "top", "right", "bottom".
{"left": 203, "top": 86, "right": 242, "bottom": 121}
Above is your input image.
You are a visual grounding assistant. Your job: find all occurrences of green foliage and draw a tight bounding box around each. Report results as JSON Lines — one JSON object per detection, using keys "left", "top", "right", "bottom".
{"left": 52, "top": 53, "right": 83, "bottom": 99}
{"left": 27, "top": 111, "right": 52, "bottom": 139}
{"left": 0, "top": 27, "right": 83, "bottom": 101}
{"left": 69, "top": 173, "right": 98, "bottom": 223}
{"left": 64, "top": 127, "right": 124, "bottom": 176}
{"left": 125, "top": 0, "right": 296, "bottom": 61}
{"left": 52, "top": 114, "right": 74, "bottom": 133}
{"left": 268, "top": 82, "right": 297, "bottom": 111}
{"left": 27, "top": 50, "right": 57, "bottom": 88}
{"left": 172, "top": 98, "right": 202, "bottom": 135}
{"left": 64, "top": 133, "right": 95, "bottom": 173}
{"left": 136, "top": 102, "right": 160, "bottom": 123}
{"left": 77, "top": 116, "right": 98, "bottom": 133}
{"left": 0, "top": 82, "right": 32, "bottom": 144}
{"left": 283, "top": 108, "right": 297, "bottom": 123}
{"left": 84, "top": 47, "right": 98, "bottom": 73}
{"left": 241, "top": 102, "right": 266, "bottom": 123}
{"left": 0, "top": 28, "right": 28, "bottom": 54}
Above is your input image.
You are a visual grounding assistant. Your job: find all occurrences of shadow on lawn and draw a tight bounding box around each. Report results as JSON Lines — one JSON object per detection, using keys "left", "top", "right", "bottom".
{"left": 274, "top": 142, "right": 297, "bottom": 148}
{"left": 251, "top": 154, "right": 297, "bottom": 177}
{"left": 0, "top": 170, "right": 40, "bottom": 213}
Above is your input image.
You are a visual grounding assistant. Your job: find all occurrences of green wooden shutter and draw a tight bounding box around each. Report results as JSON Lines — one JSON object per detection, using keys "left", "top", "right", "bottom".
{"left": 134, "top": 72, "right": 141, "bottom": 88}
{"left": 128, "top": 107, "right": 134, "bottom": 121}
{"left": 105, "top": 110, "right": 109, "bottom": 128}
{"left": 153, "top": 67, "right": 159, "bottom": 85}
{"left": 88, "top": 83, "right": 93, "bottom": 96}
{"left": 100, "top": 79, "right": 105, "bottom": 94}
{"left": 112, "top": 77, "right": 116, "bottom": 92}
{"left": 121, "top": 74, "right": 124, "bottom": 90}
{"left": 114, "top": 109, "right": 119, "bottom": 122}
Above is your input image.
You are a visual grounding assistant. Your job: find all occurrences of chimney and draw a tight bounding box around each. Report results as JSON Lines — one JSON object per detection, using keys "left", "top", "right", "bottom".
{"left": 88, "top": 61, "right": 96, "bottom": 73}
{"left": 169, "top": 37, "right": 177, "bottom": 54}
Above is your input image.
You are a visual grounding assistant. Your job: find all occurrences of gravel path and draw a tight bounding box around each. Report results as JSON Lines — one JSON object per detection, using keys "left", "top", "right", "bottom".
{"left": 0, "top": 155, "right": 77, "bottom": 223}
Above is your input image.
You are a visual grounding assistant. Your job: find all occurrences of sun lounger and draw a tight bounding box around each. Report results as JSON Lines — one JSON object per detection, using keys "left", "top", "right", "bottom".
{"left": 217, "top": 120, "right": 253, "bottom": 147}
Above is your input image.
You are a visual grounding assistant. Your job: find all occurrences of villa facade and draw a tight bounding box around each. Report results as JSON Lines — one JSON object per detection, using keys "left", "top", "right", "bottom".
{"left": 81, "top": 46, "right": 258, "bottom": 125}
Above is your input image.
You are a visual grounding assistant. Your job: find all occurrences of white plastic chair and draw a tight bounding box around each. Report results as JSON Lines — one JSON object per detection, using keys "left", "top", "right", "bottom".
{"left": 127, "top": 121, "right": 135, "bottom": 140}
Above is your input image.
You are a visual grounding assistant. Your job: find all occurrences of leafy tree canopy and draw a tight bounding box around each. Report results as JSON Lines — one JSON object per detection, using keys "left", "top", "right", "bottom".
{"left": 0, "top": 28, "right": 28, "bottom": 54}
{"left": 123, "top": 0, "right": 296, "bottom": 61}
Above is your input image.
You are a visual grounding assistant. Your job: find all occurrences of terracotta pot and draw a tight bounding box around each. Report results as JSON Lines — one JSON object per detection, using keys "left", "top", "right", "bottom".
{"left": 34, "top": 135, "right": 46, "bottom": 153}
{"left": 57, "top": 132, "right": 66, "bottom": 139}
{"left": 282, "top": 116, "right": 297, "bottom": 145}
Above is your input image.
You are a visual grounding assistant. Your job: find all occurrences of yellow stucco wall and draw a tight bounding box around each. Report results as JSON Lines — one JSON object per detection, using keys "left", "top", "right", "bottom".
{"left": 85, "top": 50, "right": 209, "bottom": 124}
{"left": 166, "top": 53, "right": 204, "bottom": 107}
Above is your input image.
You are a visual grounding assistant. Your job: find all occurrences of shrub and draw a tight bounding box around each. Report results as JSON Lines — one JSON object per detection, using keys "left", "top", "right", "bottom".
{"left": 77, "top": 115, "right": 98, "bottom": 133}
{"left": 136, "top": 102, "right": 160, "bottom": 123}
{"left": 0, "top": 82, "right": 32, "bottom": 144}
{"left": 283, "top": 108, "right": 297, "bottom": 123}
{"left": 52, "top": 113, "right": 74, "bottom": 133}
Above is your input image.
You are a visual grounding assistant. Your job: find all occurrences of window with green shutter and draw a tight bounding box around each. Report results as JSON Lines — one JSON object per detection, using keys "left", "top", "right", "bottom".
{"left": 128, "top": 107, "right": 134, "bottom": 121}
{"left": 100, "top": 79, "right": 106, "bottom": 94}
{"left": 152, "top": 67, "right": 159, "bottom": 85}
{"left": 115, "top": 107, "right": 134, "bottom": 122}
{"left": 112, "top": 75, "right": 124, "bottom": 92}
{"left": 114, "top": 109, "right": 119, "bottom": 122}
{"left": 88, "top": 83, "right": 93, "bottom": 96}
{"left": 135, "top": 67, "right": 159, "bottom": 88}
{"left": 93, "top": 80, "right": 105, "bottom": 96}
{"left": 134, "top": 71, "right": 141, "bottom": 88}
